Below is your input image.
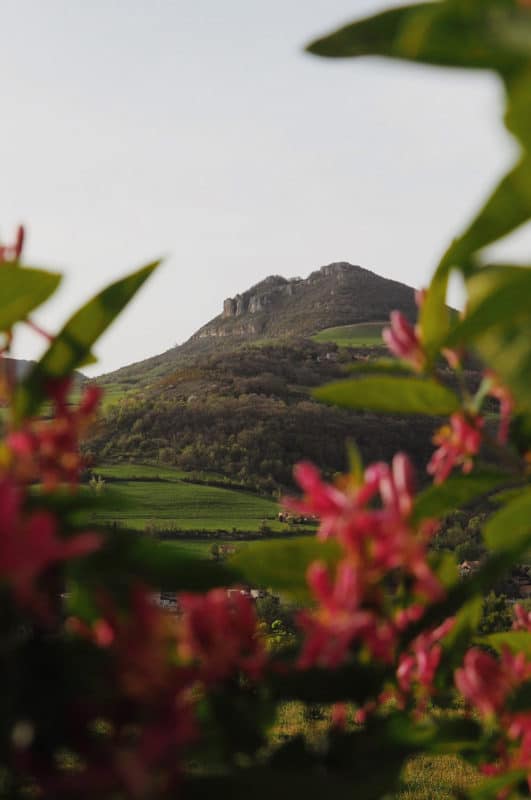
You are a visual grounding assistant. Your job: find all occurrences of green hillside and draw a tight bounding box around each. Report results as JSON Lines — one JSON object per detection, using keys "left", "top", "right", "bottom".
{"left": 87, "top": 340, "right": 440, "bottom": 491}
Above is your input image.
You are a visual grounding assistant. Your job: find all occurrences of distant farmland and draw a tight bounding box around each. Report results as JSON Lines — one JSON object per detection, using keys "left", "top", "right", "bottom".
{"left": 87, "top": 464, "right": 290, "bottom": 534}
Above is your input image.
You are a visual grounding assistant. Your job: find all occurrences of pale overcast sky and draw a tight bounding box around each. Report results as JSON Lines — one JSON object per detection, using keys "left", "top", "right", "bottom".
{"left": 2, "top": 0, "right": 529, "bottom": 375}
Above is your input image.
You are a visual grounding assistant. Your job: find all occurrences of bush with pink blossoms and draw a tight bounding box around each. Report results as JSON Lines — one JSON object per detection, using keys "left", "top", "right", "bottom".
{"left": 1, "top": 2, "right": 531, "bottom": 798}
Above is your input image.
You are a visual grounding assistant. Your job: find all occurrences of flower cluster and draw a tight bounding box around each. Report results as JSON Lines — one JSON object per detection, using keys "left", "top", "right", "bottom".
{"left": 382, "top": 310, "right": 426, "bottom": 372}
{"left": 427, "top": 412, "right": 484, "bottom": 484}
{"left": 0, "top": 476, "right": 101, "bottom": 617}
{"left": 0, "top": 224, "right": 24, "bottom": 263}
{"left": 396, "top": 616, "right": 455, "bottom": 709}
{"left": 455, "top": 642, "right": 531, "bottom": 789}
{"left": 288, "top": 454, "right": 443, "bottom": 672}
{"left": 4, "top": 378, "right": 102, "bottom": 489}
{"left": 61, "top": 585, "right": 266, "bottom": 797}
{"left": 178, "top": 588, "right": 265, "bottom": 684}
{"left": 381, "top": 297, "right": 519, "bottom": 485}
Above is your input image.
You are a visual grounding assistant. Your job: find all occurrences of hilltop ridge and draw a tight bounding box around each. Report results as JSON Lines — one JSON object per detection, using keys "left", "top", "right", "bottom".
{"left": 96, "top": 260, "right": 416, "bottom": 385}
{"left": 184, "top": 262, "right": 417, "bottom": 355}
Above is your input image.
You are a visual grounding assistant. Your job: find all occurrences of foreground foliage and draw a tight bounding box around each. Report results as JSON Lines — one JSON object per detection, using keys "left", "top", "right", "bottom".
{"left": 0, "top": 1, "right": 530, "bottom": 798}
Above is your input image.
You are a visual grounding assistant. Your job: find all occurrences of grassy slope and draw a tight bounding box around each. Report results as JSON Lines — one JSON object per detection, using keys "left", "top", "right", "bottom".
{"left": 312, "top": 321, "right": 385, "bottom": 347}
{"left": 89, "top": 465, "right": 286, "bottom": 532}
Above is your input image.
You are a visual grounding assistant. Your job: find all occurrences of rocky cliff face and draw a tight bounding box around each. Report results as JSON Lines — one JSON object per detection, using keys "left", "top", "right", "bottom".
{"left": 185, "top": 262, "right": 417, "bottom": 352}
{"left": 222, "top": 276, "right": 301, "bottom": 319}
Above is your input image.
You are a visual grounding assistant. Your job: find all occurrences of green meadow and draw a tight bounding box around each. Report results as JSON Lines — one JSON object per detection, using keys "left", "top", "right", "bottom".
{"left": 312, "top": 321, "right": 385, "bottom": 347}
{"left": 88, "top": 464, "right": 288, "bottom": 533}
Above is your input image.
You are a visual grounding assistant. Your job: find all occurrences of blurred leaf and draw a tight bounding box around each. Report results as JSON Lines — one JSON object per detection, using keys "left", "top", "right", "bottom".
{"left": 510, "top": 412, "right": 531, "bottom": 457}
{"left": 444, "top": 160, "right": 531, "bottom": 271}
{"left": 70, "top": 531, "right": 241, "bottom": 595}
{"left": 469, "top": 770, "right": 528, "bottom": 799}
{"left": 231, "top": 538, "right": 341, "bottom": 602}
{"left": 480, "top": 631, "right": 531, "bottom": 659}
{"left": 431, "top": 550, "right": 460, "bottom": 591}
{"left": 484, "top": 489, "right": 531, "bottom": 551}
{"left": 385, "top": 714, "right": 483, "bottom": 754}
{"left": 442, "top": 595, "right": 483, "bottom": 670}
{"left": 14, "top": 260, "right": 160, "bottom": 420}
{"left": 314, "top": 375, "right": 460, "bottom": 415}
{"left": 421, "top": 160, "right": 531, "bottom": 356}
{"left": 445, "top": 266, "right": 531, "bottom": 348}
{"left": 346, "top": 439, "right": 364, "bottom": 483}
{"left": 451, "top": 265, "right": 531, "bottom": 412}
{"left": 419, "top": 265, "right": 453, "bottom": 358}
{"left": 0, "top": 264, "right": 61, "bottom": 332}
{"left": 508, "top": 681, "right": 531, "bottom": 712}
{"left": 412, "top": 471, "right": 507, "bottom": 523}
{"left": 306, "top": 2, "right": 531, "bottom": 73}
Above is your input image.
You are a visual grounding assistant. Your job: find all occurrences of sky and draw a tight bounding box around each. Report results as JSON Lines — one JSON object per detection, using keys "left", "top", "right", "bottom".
{"left": 2, "top": 0, "right": 529, "bottom": 375}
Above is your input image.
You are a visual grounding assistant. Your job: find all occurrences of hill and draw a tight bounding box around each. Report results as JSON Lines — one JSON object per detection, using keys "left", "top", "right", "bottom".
{"left": 96, "top": 262, "right": 417, "bottom": 389}
{"left": 86, "top": 262, "right": 474, "bottom": 492}
{"left": 87, "top": 338, "right": 442, "bottom": 491}
{"left": 186, "top": 262, "right": 417, "bottom": 354}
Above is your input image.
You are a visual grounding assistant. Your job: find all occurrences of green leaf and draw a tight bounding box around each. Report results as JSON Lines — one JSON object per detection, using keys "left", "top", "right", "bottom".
{"left": 0, "top": 264, "right": 61, "bottom": 332}
{"left": 385, "top": 714, "right": 483, "bottom": 754}
{"left": 469, "top": 770, "right": 528, "bottom": 800}
{"left": 484, "top": 489, "right": 531, "bottom": 551}
{"left": 449, "top": 265, "right": 531, "bottom": 412}
{"left": 314, "top": 375, "right": 460, "bottom": 415}
{"left": 419, "top": 263, "right": 453, "bottom": 358}
{"left": 306, "top": 2, "right": 531, "bottom": 74}
{"left": 412, "top": 471, "right": 507, "bottom": 524}
{"left": 70, "top": 531, "right": 240, "bottom": 595}
{"left": 230, "top": 538, "right": 341, "bottom": 602}
{"left": 508, "top": 681, "right": 531, "bottom": 712}
{"left": 447, "top": 160, "right": 531, "bottom": 269}
{"left": 445, "top": 266, "right": 531, "bottom": 348}
{"left": 14, "top": 260, "right": 160, "bottom": 420}
{"left": 480, "top": 632, "right": 531, "bottom": 659}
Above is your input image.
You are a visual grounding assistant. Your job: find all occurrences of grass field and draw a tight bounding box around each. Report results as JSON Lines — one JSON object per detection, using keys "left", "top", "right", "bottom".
{"left": 88, "top": 464, "right": 287, "bottom": 533}
{"left": 312, "top": 321, "right": 386, "bottom": 348}
{"left": 95, "top": 464, "right": 190, "bottom": 482}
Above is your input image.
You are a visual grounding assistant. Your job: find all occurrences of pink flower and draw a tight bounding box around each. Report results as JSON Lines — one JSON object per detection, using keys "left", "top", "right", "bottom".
{"left": 286, "top": 460, "right": 384, "bottom": 540}
{"left": 63, "top": 586, "right": 198, "bottom": 798}
{"left": 427, "top": 412, "right": 483, "bottom": 484}
{"left": 298, "top": 560, "right": 374, "bottom": 668}
{"left": 178, "top": 588, "right": 265, "bottom": 683}
{"left": 0, "top": 225, "right": 24, "bottom": 263}
{"left": 382, "top": 311, "right": 426, "bottom": 371}
{"left": 485, "top": 371, "right": 514, "bottom": 445}
{"left": 0, "top": 477, "right": 101, "bottom": 615}
{"left": 455, "top": 648, "right": 531, "bottom": 718}
{"left": 331, "top": 703, "right": 348, "bottom": 730}
{"left": 5, "top": 382, "right": 103, "bottom": 489}
{"left": 396, "top": 617, "right": 455, "bottom": 702}
{"left": 513, "top": 604, "right": 531, "bottom": 632}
